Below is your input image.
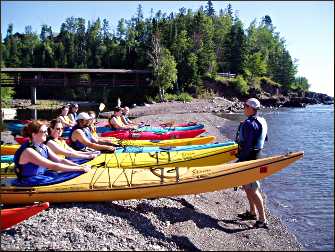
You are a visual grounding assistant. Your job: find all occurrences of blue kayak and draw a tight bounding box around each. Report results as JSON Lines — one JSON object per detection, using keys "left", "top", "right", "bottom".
{"left": 0, "top": 141, "right": 236, "bottom": 163}
{"left": 7, "top": 123, "right": 24, "bottom": 135}
{"left": 1, "top": 155, "right": 14, "bottom": 163}
{"left": 96, "top": 123, "right": 205, "bottom": 134}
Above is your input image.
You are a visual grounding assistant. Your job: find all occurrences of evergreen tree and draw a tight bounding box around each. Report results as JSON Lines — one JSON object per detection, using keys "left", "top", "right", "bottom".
{"left": 205, "top": 0, "right": 215, "bottom": 17}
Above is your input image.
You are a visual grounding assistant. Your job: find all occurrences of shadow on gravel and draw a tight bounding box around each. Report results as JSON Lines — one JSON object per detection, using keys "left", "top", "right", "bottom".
{"left": 54, "top": 202, "right": 200, "bottom": 251}
{"left": 54, "top": 198, "right": 251, "bottom": 250}
{"left": 144, "top": 198, "right": 251, "bottom": 234}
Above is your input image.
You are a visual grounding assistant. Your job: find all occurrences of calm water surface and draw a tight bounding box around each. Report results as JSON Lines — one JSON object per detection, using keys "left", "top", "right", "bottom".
{"left": 218, "top": 104, "right": 334, "bottom": 251}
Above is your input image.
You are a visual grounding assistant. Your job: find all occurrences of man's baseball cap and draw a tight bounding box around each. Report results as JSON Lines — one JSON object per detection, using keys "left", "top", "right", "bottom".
{"left": 245, "top": 98, "right": 261, "bottom": 109}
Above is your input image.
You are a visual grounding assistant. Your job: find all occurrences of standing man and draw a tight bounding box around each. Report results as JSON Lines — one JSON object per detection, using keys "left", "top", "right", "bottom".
{"left": 235, "top": 98, "right": 269, "bottom": 229}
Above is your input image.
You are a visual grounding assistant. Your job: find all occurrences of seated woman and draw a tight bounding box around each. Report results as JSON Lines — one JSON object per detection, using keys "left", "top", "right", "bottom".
{"left": 87, "top": 110, "right": 98, "bottom": 137}
{"left": 87, "top": 111, "right": 121, "bottom": 146}
{"left": 108, "top": 107, "right": 137, "bottom": 130}
{"left": 13, "top": 120, "right": 91, "bottom": 187}
{"left": 46, "top": 118, "right": 99, "bottom": 164}
{"left": 121, "top": 106, "right": 134, "bottom": 125}
{"left": 69, "top": 112, "right": 116, "bottom": 152}
{"left": 57, "top": 105, "right": 76, "bottom": 128}
{"left": 68, "top": 103, "right": 79, "bottom": 122}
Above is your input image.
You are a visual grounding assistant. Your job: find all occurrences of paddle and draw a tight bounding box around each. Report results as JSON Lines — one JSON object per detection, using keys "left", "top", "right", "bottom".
{"left": 96, "top": 103, "right": 106, "bottom": 120}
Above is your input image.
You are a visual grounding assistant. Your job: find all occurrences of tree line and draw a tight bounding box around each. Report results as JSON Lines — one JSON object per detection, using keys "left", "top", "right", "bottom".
{"left": 1, "top": 1, "right": 310, "bottom": 103}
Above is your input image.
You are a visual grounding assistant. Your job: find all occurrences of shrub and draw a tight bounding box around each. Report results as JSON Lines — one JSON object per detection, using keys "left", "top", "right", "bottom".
{"left": 144, "top": 95, "right": 157, "bottom": 103}
{"left": 175, "top": 92, "right": 192, "bottom": 102}
{"left": 164, "top": 93, "right": 177, "bottom": 101}
{"left": 259, "top": 76, "right": 281, "bottom": 87}
{"left": 197, "top": 89, "right": 217, "bottom": 99}
{"left": 1, "top": 72, "right": 16, "bottom": 107}
{"left": 1, "top": 87, "right": 15, "bottom": 107}
{"left": 231, "top": 75, "right": 249, "bottom": 95}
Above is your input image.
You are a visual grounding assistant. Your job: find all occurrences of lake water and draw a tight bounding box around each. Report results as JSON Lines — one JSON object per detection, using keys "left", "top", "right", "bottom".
{"left": 217, "top": 104, "right": 334, "bottom": 251}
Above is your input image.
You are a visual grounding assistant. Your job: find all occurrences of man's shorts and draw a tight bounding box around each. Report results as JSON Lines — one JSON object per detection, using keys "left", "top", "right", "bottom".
{"left": 238, "top": 149, "right": 262, "bottom": 190}
{"left": 243, "top": 180, "right": 260, "bottom": 190}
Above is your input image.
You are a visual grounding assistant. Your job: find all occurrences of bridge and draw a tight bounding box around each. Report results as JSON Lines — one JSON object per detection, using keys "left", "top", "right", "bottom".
{"left": 0, "top": 68, "right": 152, "bottom": 104}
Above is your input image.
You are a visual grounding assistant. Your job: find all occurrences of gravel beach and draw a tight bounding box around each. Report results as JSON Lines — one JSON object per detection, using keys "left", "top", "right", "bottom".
{"left": 0, "top": 98, "right": 303, "bottom": 251}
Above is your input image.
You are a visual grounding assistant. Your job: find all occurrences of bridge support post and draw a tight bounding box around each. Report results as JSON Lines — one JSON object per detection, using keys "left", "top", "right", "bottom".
{"left": 31, "top": 86, "right": 37, "bottom": 105}
{"left": 103, "top": 87, "right": 108, "bottom": 104}
{"left": 31, "top": 109, "right": 37, "bottom": 120}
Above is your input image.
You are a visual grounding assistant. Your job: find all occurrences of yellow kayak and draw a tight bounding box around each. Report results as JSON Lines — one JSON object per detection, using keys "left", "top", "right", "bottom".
{"left": 0, "top": 136, "right": 216, "bottom": 155}
{"left": 0, "top": 162, "right": 15, "bottom": 176}
{"left": 84, "top": 144, "right": 238, "bottom": 169}
{"left": 0, "top": 151, "right": 304, "bottom": 204}
{"left": 0, "top": 144, "right": 238, "bottom": 176}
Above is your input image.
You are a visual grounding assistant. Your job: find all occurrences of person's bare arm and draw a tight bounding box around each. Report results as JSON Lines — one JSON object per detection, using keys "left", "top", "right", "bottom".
{"left": 47, "top": 140, "right": 97, "bottom": 160}
{"left": 73, "top": 130, "right": 115, "bottom": 152}
{"left": 20, "top": 148, "right": 90, "bottom": 172}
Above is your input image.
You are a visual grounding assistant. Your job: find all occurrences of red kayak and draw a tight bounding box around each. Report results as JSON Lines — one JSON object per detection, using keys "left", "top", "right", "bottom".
{"left": 101, "top": 129, "right": 206, "bottom": 140}
{"left": 159, "top": 121, "right": 197, "bottom": 127}
{"left": 14, "top": 136, "right": 29, "bottom": 145}
{"left": 95, "top": 121, "right": 198, "bottom": 128}
{"left": 1, "top": 202, "right": 49, "bottom": 231}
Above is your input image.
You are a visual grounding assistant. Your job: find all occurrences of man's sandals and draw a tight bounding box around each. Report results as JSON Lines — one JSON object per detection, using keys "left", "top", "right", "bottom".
{"left": 237, "top": 211, "right": 257, "bottom": 220}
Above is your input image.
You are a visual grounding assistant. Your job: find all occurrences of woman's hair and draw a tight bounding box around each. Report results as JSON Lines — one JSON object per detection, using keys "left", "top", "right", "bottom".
{"left": 69, "top": 103, "right": 79, "bottom": 112}
{"left": 112, "top": 106, "right": 122, "bottom": 112}
{"left": 22, "top": 120, "right": 48, "bottom": 138}
{"left": 60, "top": 105, "right": 69, "bottom": 113}
{"left": 47, "top": 118, "right": 63, "bottom": 135}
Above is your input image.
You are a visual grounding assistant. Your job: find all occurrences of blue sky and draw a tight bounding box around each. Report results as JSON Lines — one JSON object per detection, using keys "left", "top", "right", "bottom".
{"left": 1, "top": 1, "right": 334, "bottom": 96}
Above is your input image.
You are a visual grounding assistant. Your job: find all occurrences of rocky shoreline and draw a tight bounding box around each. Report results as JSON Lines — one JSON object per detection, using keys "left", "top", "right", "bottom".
{"left": 0, "top": 100, "right": 304, "bottom": 251}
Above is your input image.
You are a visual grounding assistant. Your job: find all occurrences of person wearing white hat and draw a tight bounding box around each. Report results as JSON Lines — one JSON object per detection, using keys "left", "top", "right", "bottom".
{"left": 69, "top": 112, "right": 116, "bottom": 152}
{"left": 235, "top": 98, "right": 269, "bottom": 229}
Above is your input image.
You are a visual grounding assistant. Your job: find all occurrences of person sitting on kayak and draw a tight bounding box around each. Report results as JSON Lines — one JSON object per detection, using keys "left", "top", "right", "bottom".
{"left": 13, "top": 120, "right": 91, "bottom": 186}
{"left": 57, "top": 105, "right": 76, "bottom": 128}
{"left": 69, "top": 112, "right": 116, "bottom": 152}
{"left": 68, "top": 103, "right": 79, "bottom": 122}
{"left": 45, "top": 119, "right": 99, "bottom": 164}
{"left": 108, "top": 106, "right": 137, "bottom": 130}
{"left": 87, "top": 110, "right": 98, "bottom": 137}
{"left": 121, "top": 106, "right": 134, "bottom": 125}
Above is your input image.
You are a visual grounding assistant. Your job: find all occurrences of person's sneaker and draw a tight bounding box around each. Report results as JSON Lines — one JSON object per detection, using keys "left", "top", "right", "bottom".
{"left": 253, "top": 220, "right": 269, "bottom": 229}
{"left": 237, "top": 211, "right": 257, "bottom": 220}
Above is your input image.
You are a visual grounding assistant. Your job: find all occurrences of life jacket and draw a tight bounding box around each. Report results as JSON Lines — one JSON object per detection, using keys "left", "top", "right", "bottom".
{"left": 13, "top": 139, "right": 83, "bottom": 187}
{"left": 69, "top": 112, "right": 78, "bottom": 121}
{"left": 235, "top": 116, "right": 268, "bottom": 150}
{"left": 69, "top": 125, "right": 94, "bottom": 151}
{"left": 59, "top": 115, "right": 72, "bottom": 125}
{"left": 89, "top": 124, "right": 98, "bottom": 138}
{"left": 108, "top": 115, "right": 125, "bottom": 130}
{"left": 45, "top": 136, "right": 68, "bottom": 158}
{"left": 122, "top": 114, "right": 131, "bottom": 124}
{"left": 14, "top": 141, "right": 49, "bottom": 180}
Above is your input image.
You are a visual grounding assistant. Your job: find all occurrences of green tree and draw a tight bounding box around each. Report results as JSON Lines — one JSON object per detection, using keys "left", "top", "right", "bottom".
{"left": 74, "top": 17, "right": 87, "bottom": 68}
{"left": 205, "top": 0, "right": 215, "bottom": 16}
{"left": 4, "top": 24, "right": 20, "bottom": 66}
{"left": 244, "top": 52, "right": 267, "bottom": 78}
{"left": 157, "top": 48, "right": 178, "bottom": 97}
{"left": 290, "top": 76, "right": 310, "bottom": 91}
{"left": 228, "top": 18, "right": 246, "bottom": 74}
